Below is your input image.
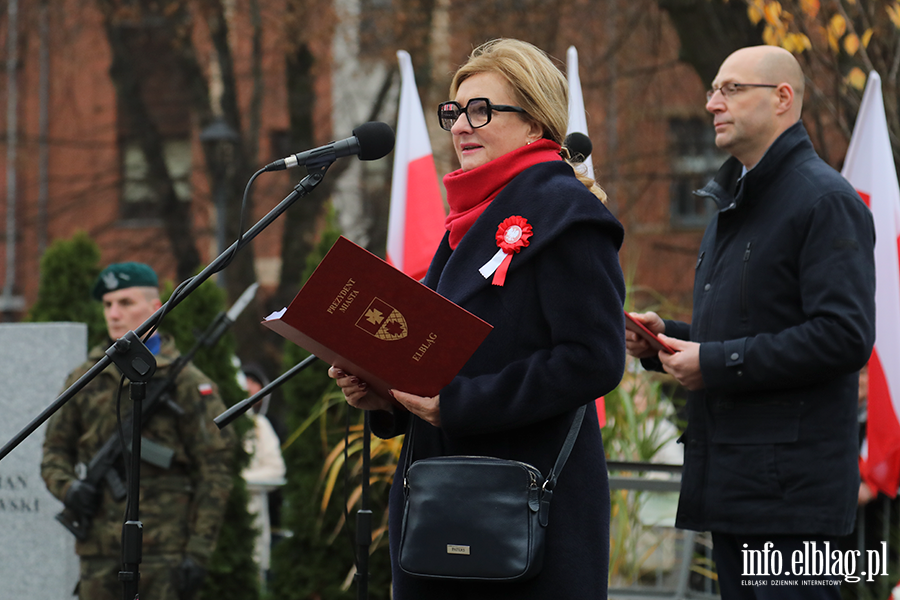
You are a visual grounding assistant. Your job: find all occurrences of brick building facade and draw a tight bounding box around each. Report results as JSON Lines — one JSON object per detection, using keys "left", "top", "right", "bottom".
{"left": 0, "top": 0, "right": 849, "bottom": 327}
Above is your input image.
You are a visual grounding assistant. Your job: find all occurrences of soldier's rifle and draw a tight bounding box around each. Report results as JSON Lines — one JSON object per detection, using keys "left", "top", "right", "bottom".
{"left": 55, "top": 282, "right": 259, "bottom": 540}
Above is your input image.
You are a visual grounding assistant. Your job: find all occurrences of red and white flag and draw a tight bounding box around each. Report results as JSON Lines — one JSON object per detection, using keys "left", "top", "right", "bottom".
{"left": 566, "top": 45, "right": 605, "bottom": 427}
{"left": 386, "top": 50, "right": 446, "bottom": 280}
{"left": 842, "top": 71, "right": 900, "bottom": 497}
{"left": 566, "top": 46, "right": 595, "bottom": 181}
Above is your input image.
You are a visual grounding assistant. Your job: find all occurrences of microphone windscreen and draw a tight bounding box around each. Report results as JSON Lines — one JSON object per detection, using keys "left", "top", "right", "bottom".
{"left": 354, "top": 121, "right": 395, "bottom": 161}
{"left": 564, "top": 132, "right": 592, "bottom": 162}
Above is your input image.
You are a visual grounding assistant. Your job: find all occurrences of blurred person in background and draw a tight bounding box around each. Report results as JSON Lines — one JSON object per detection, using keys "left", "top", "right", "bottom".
{"left": 240, "top": 363, "right": 286, "bottom": 587}
{"left": 42, "top": 262, "right": 236, "bottom": 600}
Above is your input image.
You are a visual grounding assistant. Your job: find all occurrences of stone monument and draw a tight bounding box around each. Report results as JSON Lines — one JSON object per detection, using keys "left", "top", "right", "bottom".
{"left": 0, "top": 323, "right": 86, "bottom": 599}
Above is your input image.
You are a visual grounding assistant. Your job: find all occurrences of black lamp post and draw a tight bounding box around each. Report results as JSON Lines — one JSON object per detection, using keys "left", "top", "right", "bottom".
{"left": 199, "top": 117, "right": 240, "bottom": 278}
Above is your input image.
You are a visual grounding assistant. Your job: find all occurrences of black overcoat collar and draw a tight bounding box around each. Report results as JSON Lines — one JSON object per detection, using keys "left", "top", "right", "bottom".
{"left": 422, "top": 161, "right": 622, "bottom": 306}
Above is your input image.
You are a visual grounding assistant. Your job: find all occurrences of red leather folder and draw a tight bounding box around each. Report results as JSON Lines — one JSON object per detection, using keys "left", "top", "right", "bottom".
{"left": 263, "top": 236, "right": 493, "bottom": 400}
{"left": 624, "top": 311, "right": 677, "bottom": 354}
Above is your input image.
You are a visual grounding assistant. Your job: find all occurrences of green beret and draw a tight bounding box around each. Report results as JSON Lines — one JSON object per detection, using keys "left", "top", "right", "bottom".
{"left": 92, "top": 262, "right": 159, "bottom": 300}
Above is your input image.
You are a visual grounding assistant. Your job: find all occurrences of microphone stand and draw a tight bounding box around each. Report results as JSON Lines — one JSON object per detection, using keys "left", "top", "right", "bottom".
{"left": 0, "top": 163, "right": 332, "bottom": 600}
{"left": 355, "top": 412, "right": 373, "bottom": 600}
{"left": 103, "top": 331, "right": 159, "bottom": 600}
{"left": 0, "top": 163, "right": 330, "bottom": 462}
{"left": 213, "top": 351, "right": 376, "bottom": 600}
{"left": 120, "top": 379, "right": 146, "bottom": 600}
{"left": 214, "top": 354, "right": 319, "bottom": 429}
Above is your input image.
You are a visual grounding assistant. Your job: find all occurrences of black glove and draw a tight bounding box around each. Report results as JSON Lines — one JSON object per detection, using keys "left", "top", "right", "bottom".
{"left": 175, "top": 554, "right": 207, "bottom": 600}
{"left": 64, "top": 480, "right": 101, "bottom": 516}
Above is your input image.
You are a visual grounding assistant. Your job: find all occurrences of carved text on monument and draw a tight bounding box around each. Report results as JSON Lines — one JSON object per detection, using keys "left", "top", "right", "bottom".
{"left": 0, "top": 473, "right": 41, "bottom": 512}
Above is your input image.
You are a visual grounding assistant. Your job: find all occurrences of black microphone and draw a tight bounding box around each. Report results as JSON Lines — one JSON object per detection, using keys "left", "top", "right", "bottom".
{"left": 564, "top": 132, "right": 592, "bottom": 162}
{"left": 264, "top": 121, "right": 395, "bottom": 172}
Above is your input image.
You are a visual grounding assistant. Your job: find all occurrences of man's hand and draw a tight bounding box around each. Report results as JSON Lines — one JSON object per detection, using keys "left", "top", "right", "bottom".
{"left": 175, "top": 555, "right": 207, "bottom": 600}
{"left": 625, "top": 311, "right": 665, "bottom": 359}
{"left": 658, "top": 336, "right": 705, "bottom": 390}
{"left": 64, "top": 480, "right": 101, "bottom": 516}
{"left": 859, "top": 482, "right": 876, "bottom": 506}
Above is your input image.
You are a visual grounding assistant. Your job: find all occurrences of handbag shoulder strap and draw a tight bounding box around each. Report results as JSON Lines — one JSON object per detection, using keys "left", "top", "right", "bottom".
{"left": 545, "top": 403, "right": 586, "bottom": 491}
{"left": 537, "top": 403, "right": 586, "bottom": 526}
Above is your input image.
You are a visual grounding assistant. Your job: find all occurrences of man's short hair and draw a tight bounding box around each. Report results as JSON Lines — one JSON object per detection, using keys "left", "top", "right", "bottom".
{"left": 92, "top": 262, "right": 159, "bottom": 300}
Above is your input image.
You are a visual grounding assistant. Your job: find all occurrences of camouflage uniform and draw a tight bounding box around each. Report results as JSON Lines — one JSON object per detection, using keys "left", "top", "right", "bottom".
{"left": 41, "top": 335, "right": 236, "bottom": 600}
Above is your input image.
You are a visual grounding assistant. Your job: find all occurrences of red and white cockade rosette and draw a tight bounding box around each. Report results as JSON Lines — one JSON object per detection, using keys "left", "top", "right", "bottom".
{"left": 478, "top": 216, "right": 533, "bottom": 286}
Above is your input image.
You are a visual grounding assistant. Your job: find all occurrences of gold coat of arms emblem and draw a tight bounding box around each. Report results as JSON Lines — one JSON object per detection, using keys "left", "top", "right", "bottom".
{"left": 355, "top": 298, "right": 408, "bottom": 341}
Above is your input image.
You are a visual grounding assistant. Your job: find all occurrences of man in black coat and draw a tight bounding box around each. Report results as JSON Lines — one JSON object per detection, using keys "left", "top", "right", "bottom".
{"left": 626, "top": 46, "right": 876, "bottom": 599}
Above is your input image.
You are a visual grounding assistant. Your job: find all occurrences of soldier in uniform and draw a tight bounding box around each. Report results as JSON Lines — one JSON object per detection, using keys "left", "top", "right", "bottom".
{"left": 41, "top": 262, "right": 237, "bottom": 600}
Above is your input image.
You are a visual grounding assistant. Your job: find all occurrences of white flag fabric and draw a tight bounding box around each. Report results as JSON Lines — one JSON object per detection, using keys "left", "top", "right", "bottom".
{"left": 567, "top": 45, "right": 604, "bottom": 427}
{"left": 566, "top": 45, "right": 595, "bottom": 180}
{"left": 387, "top": 50, "right": 446, "bottom": 281}
{"left": 841, "top": 71, "right": 900, "bottom": 496}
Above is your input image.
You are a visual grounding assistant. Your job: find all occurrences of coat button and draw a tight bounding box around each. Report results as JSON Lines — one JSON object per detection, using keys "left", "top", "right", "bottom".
{"left": 730, "top": 352, "right": 739, "bottom": 360}
{"left": 704, "top": 283, "right": 711, "bottom": 291}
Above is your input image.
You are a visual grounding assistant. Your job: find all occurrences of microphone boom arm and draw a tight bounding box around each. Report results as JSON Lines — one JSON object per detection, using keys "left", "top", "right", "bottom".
{"left": 0, "top": 164, "right": 331, "bottom": 462}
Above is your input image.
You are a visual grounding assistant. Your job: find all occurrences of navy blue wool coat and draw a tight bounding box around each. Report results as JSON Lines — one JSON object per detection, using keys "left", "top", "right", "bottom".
{"left": 372, "top": 160, "right": 627, "bottom": 599}
{"left": 646, "top": 122, "right": 875, "bottom": 537}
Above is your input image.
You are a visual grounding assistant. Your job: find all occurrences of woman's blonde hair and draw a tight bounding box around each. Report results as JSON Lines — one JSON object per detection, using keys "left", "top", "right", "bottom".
{"left": 450, "top": 39, "right": 607, "bottom": 203}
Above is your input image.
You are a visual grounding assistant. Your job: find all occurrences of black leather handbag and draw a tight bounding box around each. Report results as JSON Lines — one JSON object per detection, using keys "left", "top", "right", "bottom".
{"left": 398, "top": 404, "right": 587, "bottom": 581}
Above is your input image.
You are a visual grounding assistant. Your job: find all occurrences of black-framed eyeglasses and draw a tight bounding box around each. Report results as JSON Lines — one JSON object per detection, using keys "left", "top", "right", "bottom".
{"left": 437, "top": 98, "right": 528, "bottom": 131}
{"left": 706, "top": 82, "right": 778, "bottom": 102}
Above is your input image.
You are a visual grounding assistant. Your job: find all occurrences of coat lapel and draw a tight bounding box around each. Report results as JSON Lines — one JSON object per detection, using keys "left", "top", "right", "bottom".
{"left": 433, "top": 203, "right": 502, "bottom": 305}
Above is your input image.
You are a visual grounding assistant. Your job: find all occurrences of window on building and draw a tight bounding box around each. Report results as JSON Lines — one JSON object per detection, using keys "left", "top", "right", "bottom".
{"left": 121, "top": 139, "right": 192, "bottom": 221}
{"left": 669, "top": 118, "right": 724, "bottom": 229}
{"left": 115, "top": 20, "right": 193, "bottom": 223}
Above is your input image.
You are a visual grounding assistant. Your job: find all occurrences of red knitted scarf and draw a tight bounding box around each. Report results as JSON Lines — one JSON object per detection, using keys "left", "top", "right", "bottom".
{"left": 443, "top": 139, "right": 561, "bottom": 249}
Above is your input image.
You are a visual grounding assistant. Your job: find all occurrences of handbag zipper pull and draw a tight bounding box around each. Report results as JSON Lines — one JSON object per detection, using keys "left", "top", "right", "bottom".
{"left": 528, "top": 471, "right": 540, "bottom": 512}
